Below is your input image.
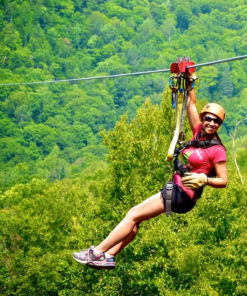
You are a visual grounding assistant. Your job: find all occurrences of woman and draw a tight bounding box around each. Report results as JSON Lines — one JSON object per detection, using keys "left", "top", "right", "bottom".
{"left": 73, "top": 88, "right": 227, "bottom": 269}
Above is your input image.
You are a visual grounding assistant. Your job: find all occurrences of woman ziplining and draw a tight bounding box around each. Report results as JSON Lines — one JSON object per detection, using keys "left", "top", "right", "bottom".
{"left": 72, "top": 70, "right": 228, "bottom": 269}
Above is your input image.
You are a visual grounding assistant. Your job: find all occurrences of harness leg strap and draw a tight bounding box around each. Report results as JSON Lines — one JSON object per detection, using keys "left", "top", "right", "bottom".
{"left": 165, "top": 181, "right": 174, "bottom": 216}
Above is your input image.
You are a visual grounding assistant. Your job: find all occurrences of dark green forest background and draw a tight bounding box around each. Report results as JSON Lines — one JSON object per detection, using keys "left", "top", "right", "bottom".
{"left": 0, "top": 0, "right": 247, "bottom": 295}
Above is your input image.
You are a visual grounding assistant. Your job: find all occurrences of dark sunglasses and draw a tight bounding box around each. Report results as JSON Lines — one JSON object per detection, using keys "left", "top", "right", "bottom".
{"left": 203, "top": 115, "right": 222, "bottom": 125}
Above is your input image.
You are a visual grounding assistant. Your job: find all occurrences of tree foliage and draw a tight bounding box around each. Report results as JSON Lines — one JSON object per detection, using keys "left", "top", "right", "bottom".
{"left": 0, "top": 1, "right": 247, "bottom": 294}
{"left": 1, "top": 0, "right": 247, "bottom": 189}
{"left": 0, "top": 95, "right": 246, "bottom": 295}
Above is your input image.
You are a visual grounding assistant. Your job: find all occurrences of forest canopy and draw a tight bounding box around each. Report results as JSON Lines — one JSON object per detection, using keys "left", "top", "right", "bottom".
{"left": 0, "top": 0, "right": 247, "bottom": 295}
{"left": 1, "top": 0, "right": 247, "bottom": 189}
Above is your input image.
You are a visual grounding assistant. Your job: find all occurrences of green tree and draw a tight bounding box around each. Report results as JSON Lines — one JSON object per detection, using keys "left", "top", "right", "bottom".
{"left": 161, "top": 14, "right": 176, "bottom": 43}
{"left": 23, "top": 123, "right": 58, "bottom": 155}
{"left": 176, "top": 6, "right": 192, "bottom": 31}
{"left": 102, "top": 89, "right": 174, "bottom": 205}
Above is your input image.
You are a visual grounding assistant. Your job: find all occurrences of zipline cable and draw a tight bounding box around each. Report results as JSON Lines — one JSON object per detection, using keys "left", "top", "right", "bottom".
{"left": 1, "top": 54, "right": 247, "bottom": 87}
{"left": 186, "top": 54, "right": 247, "bottom": 69}
{"left": 0, "top": 68, "right": 170, "bottom": 86}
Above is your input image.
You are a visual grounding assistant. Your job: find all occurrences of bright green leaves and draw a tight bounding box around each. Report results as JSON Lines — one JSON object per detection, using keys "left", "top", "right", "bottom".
{"left": 0, "top": 92, "right": 247, "bottom": 295}
{"left": 0, "top": 1, "right": 247, "bottom": 293}
{"left": 102, "top": 94, "right": 173, "bottom": 204}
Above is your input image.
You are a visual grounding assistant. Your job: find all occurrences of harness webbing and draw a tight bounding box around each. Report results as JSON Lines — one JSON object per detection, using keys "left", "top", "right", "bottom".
{"left": 182, "top": 132, "right": 225, "bottom": 151}
{"left": 166, "top": 57, "right": 197, "bottom": 161}
{"left": 174, "top": 131, "right": 225, "bottom": 181}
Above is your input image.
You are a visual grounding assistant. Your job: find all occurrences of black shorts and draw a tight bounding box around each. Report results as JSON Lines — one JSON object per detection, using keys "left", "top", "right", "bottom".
{"left": 161, "top": 182, "right": 196, "bottom": 214}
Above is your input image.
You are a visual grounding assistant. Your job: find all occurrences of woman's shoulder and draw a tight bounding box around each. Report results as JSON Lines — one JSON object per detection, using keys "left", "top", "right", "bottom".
{"left": 207, "top": 144, "right": 226, "bottom": 153}
{"left": 207, "top": 144, "right": 227, "bottom": 162}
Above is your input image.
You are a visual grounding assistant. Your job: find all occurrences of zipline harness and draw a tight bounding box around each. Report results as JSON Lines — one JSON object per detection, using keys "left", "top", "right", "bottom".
{"left": 164, "top": 57, "right": 226, "bottom": 215}
{"left": 166, "top": 56, "right": 226, "bottom": 165}
{"left": 166, "top": 56, "right": 197, "bottom": 162}
{"left": 164, "top": 56, "right": 197, "bottom": 215}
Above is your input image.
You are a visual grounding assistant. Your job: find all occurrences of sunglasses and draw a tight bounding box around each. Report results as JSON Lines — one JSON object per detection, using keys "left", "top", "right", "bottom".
{"left": 203, "top": 115, "right": 222, "bottom": 125}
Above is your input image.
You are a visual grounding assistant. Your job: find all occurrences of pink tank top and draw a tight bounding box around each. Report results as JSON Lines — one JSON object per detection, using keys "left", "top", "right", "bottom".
{"left": 173, "top": 123, "right": 227, "bottom": 199}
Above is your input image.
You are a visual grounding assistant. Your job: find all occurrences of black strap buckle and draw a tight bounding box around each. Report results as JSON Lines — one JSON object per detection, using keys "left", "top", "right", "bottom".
{"left": 165, "top": 181, "right": 173, "bottom": 216}
{"left": 165, "top": 181, "right": 173, "bottom": 191}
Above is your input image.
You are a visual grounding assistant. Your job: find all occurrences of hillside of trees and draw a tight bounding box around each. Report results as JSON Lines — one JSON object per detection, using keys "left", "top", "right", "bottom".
{"left": 0, "top": 96, "right": 247, "bottom": 295}
{"left": 0, "top": 0, "right": 247, "bottom": 295}
{"left": 1, "top": 0, "right": 247, "bottom": 189}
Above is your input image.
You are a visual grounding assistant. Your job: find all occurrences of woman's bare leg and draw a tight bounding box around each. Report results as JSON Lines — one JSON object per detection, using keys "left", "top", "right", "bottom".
{"left": 107, "top": 224, "right": 139, "bottom": 256}
{"left": 96, "top": 192, "right": 165, "bottom": 254}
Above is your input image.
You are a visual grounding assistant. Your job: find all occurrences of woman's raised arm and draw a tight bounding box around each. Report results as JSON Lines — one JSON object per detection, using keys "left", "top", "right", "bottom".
{"left": 187, "top": 89, "right": 200, "bottom": 131}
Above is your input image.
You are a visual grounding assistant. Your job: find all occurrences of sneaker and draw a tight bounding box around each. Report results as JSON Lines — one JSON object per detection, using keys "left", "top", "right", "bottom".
{"left": 73, "top": 245, "right": 94, "bottom": 264}
{"left": 73, "top": 246, "right": 115, "bottom": 270}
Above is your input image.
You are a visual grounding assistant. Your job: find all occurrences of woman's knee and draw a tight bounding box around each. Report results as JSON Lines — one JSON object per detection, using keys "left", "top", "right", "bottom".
{"left": 125, "top": 205, "right": 142, "bottom": 224}
{"left": 133, "top": 223, "right": 139, "bottom": 234}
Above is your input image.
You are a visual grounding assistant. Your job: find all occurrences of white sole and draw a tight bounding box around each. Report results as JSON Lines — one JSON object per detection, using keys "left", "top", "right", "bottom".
{"left": 72, "top": 256, "right": 88, "bottom": 264}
